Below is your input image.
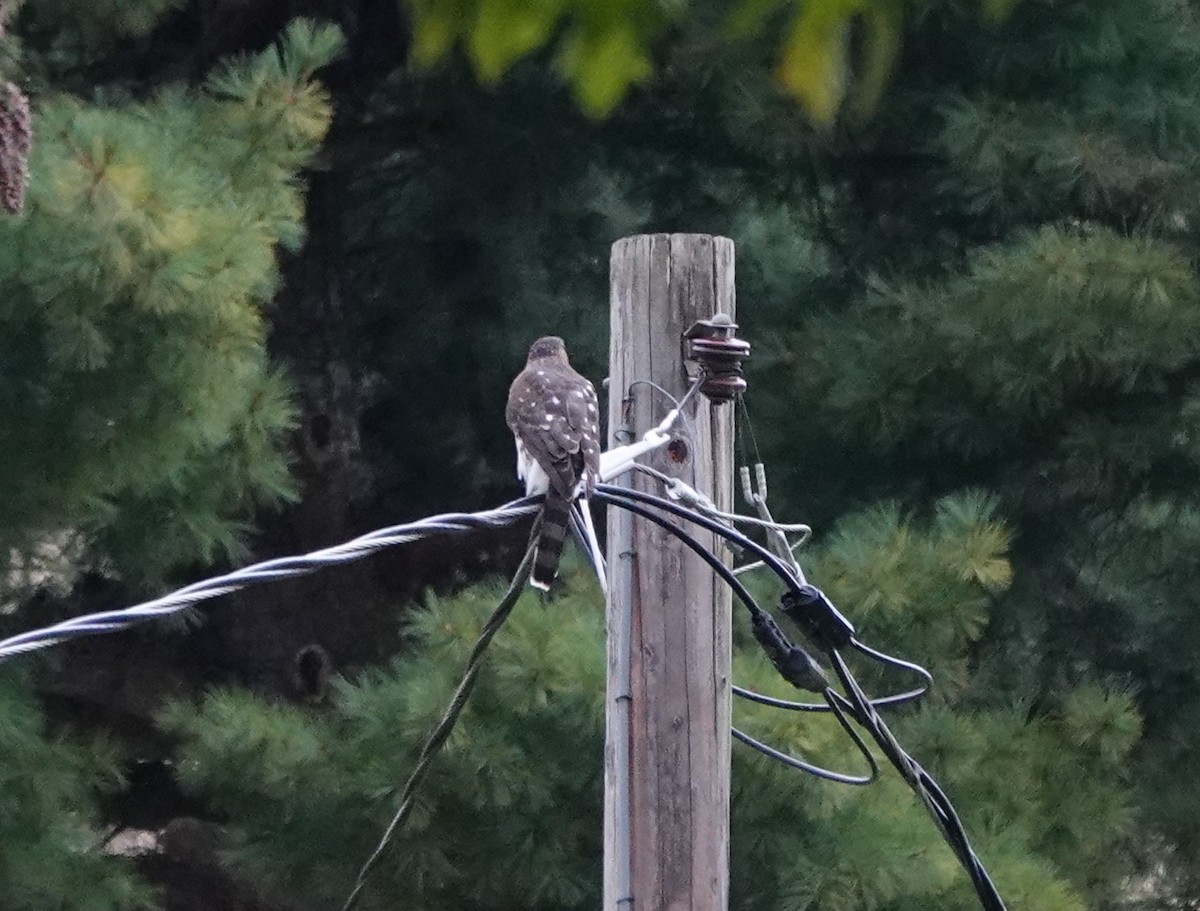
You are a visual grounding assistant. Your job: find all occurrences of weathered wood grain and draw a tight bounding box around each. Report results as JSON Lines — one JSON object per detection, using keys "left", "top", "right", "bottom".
{"left": 605, "top": 234, "right": 735, "bottom": 911}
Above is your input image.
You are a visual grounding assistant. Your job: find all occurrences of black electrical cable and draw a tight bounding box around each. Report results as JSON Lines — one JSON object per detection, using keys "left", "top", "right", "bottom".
{"left": 593, "top": 489, "right": 765, "bottom": 622}
{"left": 733, "top": 688, "right": 878, "bottom": 785}
{"left": 598, "top": 485, "right": 933, "bottom": 688}
{"left": 850, "top": 637, "right": 934, "bottom": 685}
{"left": 830, "top": 649, "right": 1007, "bottom": 911}
{"left": 597, "top": 484, "right": 930, "bottom": 699}
{"left": 0, "top": 496, "right": 544, "bottom": 664}
{"left": 597, "top": 483, "right": 815, "bottom": 605}
{"left": 568, "top": 502, "right": 605, "bottom": 582}
{"left": 596, "top": 485, "right": 933, "bottom": 713}
{"left": 594, "top": 488, "right": 880, "bottom": 784}
{"left": 0, "top": 428, "right": 1004, "bottom": 911}
{"left": 733, "top": 632, "right": 930, "bottom": 712}
{"left": 732, "top": 683, "right": 924, "bottom": 712}
{"left": 596, "top": 482, "right": 1008, "bottom": 911}
{"left": 340, "top": 530, "right": 539, "bottom": 911}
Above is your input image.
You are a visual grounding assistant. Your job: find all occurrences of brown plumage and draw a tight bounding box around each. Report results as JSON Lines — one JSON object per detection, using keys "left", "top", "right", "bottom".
{"left": 506, "top": 336, "right": 601, "bottom": 589}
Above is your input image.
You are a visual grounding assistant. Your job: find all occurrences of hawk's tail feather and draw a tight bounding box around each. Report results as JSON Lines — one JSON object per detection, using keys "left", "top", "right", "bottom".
{"left": 532, "top": 491, "right": 572, "bottom": 591}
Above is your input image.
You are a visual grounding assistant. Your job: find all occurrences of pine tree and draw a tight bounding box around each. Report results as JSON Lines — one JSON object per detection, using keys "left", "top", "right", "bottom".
{"left": 222, "top": 1, "right": 1191, "bottom": 897}
{"left": 294, "top": 0, "right": 1200, "bottom": 899}
{"left": 1, "top": 12, "right": 341, "bottom": 597}
{"left": 1, "top": 6, "right": 342, "bottom": 908}
{"left": 0, "top": 670, "right": 152, "bottom": 908}
{"left": 773, "top": 1, "right": 1200, "bottom": 896}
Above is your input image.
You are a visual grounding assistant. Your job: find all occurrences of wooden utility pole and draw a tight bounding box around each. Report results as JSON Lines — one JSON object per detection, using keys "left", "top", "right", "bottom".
{"left": 604, "top": 234, "right": 735, "bottom": 911}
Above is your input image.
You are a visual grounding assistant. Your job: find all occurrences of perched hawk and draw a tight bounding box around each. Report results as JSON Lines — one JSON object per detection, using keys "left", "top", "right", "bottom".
{"left": 506, "top": 336, "right": 602, "bottom": 590}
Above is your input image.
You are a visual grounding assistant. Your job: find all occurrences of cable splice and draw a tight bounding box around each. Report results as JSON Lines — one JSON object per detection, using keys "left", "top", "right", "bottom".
{"left": 780, "top": 584, "right": 856, "bottom": 649}
{"left": 749, "top": 610, "right": 829, "bottom": 695}
{"left": 595, "top": 483, "right": 929, "bottom": 712}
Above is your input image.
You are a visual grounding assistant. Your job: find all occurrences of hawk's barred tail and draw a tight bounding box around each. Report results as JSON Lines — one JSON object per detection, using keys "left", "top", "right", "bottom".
{"left": 532, "top": 491, "right": 572, "bottom": 591}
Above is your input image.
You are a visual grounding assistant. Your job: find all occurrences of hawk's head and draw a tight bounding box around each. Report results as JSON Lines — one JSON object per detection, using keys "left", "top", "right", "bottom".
{"left": 527, "top": 336, "right": 568, "bottom": 364}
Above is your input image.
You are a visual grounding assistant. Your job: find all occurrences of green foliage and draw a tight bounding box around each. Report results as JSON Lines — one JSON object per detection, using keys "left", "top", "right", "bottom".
{"left": 334, "top": 30, "right": 833, "bottom": 520}
{"left": 799, "top": 491, "right": 1011, "bottom": 691}
{"left": 930, "top": 0, "right": 1200, "bottom": 232}
{"left": 801, "top": 226, "right": 1200, "bottom": 466}
{"left": 212, "top": 0, "right": 1200, "bottom": 899}
{"left": 406, "top": 0, "right": 668, "bottom": 116}
{"left": 753, "top": 0, "right": 1200, "bottom": 895}
{"left": 316, "top": 7, "right": 1200, "bottom": 892}
{"left": 337, "top": 69, "right": 655, "bottom": 518}
{"left": 0, "top": 672, "right": 150, "bottom": 909}
{"left": 0, "top": 20, "right": 342, "bottom": 591}
{"left": 162, "top": 577, "right": 608, "bottom": 910}
{"left": 163, "top": 499, "right": 1135, "bottom": 910}
{"left": 23, "top": 0, "right": 184, "bottom": 50}
{"left": 4, "top": 0, "right": 1197, "bottom": 906}
{"left": 406, "top": 0, "right": 1019, "bottom": 121}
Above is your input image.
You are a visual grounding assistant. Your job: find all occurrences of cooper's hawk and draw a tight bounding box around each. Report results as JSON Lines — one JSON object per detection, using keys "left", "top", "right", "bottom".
{"left": 506, "top": 336, "right": 602, "bottom": 590}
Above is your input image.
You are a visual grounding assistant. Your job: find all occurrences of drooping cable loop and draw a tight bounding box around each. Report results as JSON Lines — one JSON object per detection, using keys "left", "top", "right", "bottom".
{"left": 732, "top": 687, "right": 879, "bottom": 786}
{"left": 593, "top": 487, "right": 881, "bottom": 785}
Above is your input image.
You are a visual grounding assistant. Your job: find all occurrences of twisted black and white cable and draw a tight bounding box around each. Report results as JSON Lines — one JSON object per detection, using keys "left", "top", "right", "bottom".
{"left": 0, "top": 500, "right": 539, "bottom": 664}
